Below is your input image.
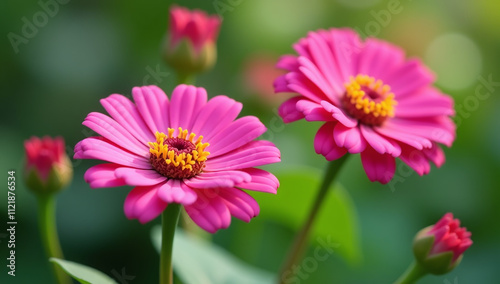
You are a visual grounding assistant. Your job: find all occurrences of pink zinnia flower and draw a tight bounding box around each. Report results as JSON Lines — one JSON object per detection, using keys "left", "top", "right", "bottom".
{"left": 163, "top": 6, "right": 221, "bottom": 74}
{"left": 24, "top": 136, "right": 72, "bottom": 193}
{"left": 425, "top": 213, "right": 472, "bottom": 263}
{"left": 74, "top": 85, "right": 280, "bottom": 233}
{"left": 274, "top": 28, "right": 455, "bottom": 184}
{"left": 413, "top": 213, "right": 472, "bottom": 274}
{"left": 168, "top": 6, "right": 220, "bottom": 53}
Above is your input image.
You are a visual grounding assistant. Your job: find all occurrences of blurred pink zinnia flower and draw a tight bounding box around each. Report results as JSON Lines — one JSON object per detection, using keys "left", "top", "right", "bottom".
{"left": 24, "top": 136, "right": 72, "bottom": 193}
{"left": 168, "top": 6, "right": 220, "bottom": 53}
{"left": 413, "top": 213, "right": 472, "bottom": 274}
{"left": 163, "top": 6, "right": 221, "bottom": 74}
{"left": 74, "top": 85, "right": 280, "bottom": 233}
{"left": 274, "top": 28, "right": 455, "bottom": 184}
{"left": 426, "top": 213, "right": 472, "bottom": 263}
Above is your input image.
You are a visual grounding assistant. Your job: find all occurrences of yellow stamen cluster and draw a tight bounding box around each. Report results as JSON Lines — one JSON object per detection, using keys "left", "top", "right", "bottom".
{"left": 344, "top": 75, "right": 397, "bottom": 118}
{"left": 149, "top": 128, "right": 210, "bottom": 172}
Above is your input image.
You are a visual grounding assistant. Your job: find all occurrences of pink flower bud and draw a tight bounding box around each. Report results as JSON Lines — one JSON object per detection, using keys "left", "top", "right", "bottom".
{"left": 163, "top": 6, "right": 221, "bottom": 75}
{"left": 24, "top": 136, "right": 72, "bottom": 194}
{"left": 413, "top": 213, "right": 472, "bottom": 275}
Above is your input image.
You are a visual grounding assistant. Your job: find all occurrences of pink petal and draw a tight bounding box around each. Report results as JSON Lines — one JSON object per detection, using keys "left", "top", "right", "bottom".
{"left": 324, "top": 28, "right": 362, "bottom": 83}
{"left": 359, "top": 125, "right": 400, "bottom": 157}
{"left": 278, "top": 96, "right": 305, "bottom": 123}
{"left": 286, "top": 71, "right": 330, "bottom": 103}
{"left": 114, "top": 167, "right": 166, "bottom": 186}
{"left": 314, "top": 122, "right": 348, "bottom": 161}
{"left": 396, "top": 87, "right": 454, "bottom": 118}
{"left": 297, "top": 56, "right": 340, "bottom": 105}
{"left": 83, "top": 112, "right": 147, "bottom": 156}
{"left": 274, "top": 74, "right": 294, "bottom": 93}
{"left": 385, "top": 59, "right": 435, "bottom": 98}
{"left": 83, "top": 163, "right": 126, "bottom": 188}
{"left": 374, "top": 123, "right": 432, "bottom": 150}
{"left": 156, "top": 179, "right": 197, "bottom": 205}
{"left": 386, "top": 118, "right": 455, "bottom": 147}
{"left": 218, "top": 188, "right": 260, "bottom": 222}
{"left": 306, "top": 31, "right": 345, "bottom": 98}
{"left": 334, "top": 124, "right": 367, "bottom": 154}
{"left": 399, "top": 145, "right": 431, "bottom": 176}
{"left": 74, "top": 137, "right": 151, "bottom": 169}
{"left": 423, "top": 143, "right": 446, "bottom": 168}
{"left": 132, "top": 85, "right": 170, "bottom": 134}
{"left": 124, "top": 184, "right": 168, "bottom": 223}
{"left": 189, "top": 95, "right": 242, "bottom": 140}
{"left": 169, "top": 6, "right": 190, "bottom": 46}
{"left": 205, "top": 140, "right": 280, "bottom": 171}
{"left": 296, "top": 99, "right": 334, "bottom": 122}
{"left": 235, "top": 168, "right": 279, "bottom": 194}
{"left": 320, "top": 101, "right": 358, "bottom": 128}
{"left": 276, "top": 54, "right": 300, "bottom": 72}
{"left": 356, "top": 38, "right": 405, "bottom": 82}
{"left": 185, "top": 188, "right": 232, "bottom": 233}
{"left": 100, "top": 94, "right": 155, "bottom": 145}
{"left": 207, "top": 116, "right": 267, "bottom": 158}
{"left": 184, "top": 170, "right": 252, "bottom": 189}
{"left": 169, "top": 85, "right": 207, "bottom": 131}
{"left": 360, "top": 147, "right": 395, "bottom": 184}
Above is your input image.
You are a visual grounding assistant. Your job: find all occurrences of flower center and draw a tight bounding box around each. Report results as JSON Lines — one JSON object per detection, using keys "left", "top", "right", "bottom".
{"left": 342, "top": 75, "right": 397, "bottom": 126}
{"left": 148, "top": 127, "right": 210, "bottom": 179}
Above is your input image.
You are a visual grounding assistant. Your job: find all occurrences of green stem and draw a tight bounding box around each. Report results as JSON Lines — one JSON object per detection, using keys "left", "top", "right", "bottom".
{"left": 394, "top": 261, "right": 427, "bottom": 284}
{"left": 37, "top": 194, "right": 72, "bottom": 284}
{"left": 160, "top": 203, "right": 182, "bottom": 284}
{"left": 278, "top": 155, "right": 349, "bottom": 284}
{"left": 176, "top": 72, "right": 196, "bottom": 85}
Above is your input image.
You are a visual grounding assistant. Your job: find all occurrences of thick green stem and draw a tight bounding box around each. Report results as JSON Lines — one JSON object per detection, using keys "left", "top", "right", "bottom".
{"left": 160, "top": 203, "right": 182, "bottom": 284}
{"left": 278, "top": 155, "right": 349, "bottom": 284}
{"left": 394, "top": 261, "right": 427, "bottom": 284}
{"left": 37, "top": 194, "right": 72, "bottom": 284}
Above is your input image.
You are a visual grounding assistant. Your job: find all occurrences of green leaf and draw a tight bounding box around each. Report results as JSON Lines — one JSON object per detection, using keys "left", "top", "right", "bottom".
{"left": 256, "top": 167, "right": 362, "bottom": 264}
{"left": 151, "top": 227, "right": 275, "bottom": 284}
{"left": 50, "top": 258, "right": 118, "bottom": 284}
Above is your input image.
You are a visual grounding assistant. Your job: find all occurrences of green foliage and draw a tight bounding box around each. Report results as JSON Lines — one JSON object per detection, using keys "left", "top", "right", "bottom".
{"left": 257, "top": 167, "right": 362, "bottom": 264}
{"left": 50, "top": 258, "right": 118, "bottom": 284}
{"left": 151, "top": 227, "right": 275, "bottom": 284}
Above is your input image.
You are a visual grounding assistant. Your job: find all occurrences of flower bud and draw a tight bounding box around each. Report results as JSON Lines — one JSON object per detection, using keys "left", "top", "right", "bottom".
{"left": 413, "top": 213, "right": 472, "bottom": 275}
{"left": 24, "top": 136, "right": 73, "bottom": 194}
{"left": 162, "top": 5, "right": 221, "bottom": 76}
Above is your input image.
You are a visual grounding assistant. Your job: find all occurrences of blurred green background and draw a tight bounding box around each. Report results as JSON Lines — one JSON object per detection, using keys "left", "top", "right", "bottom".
{"left": 1, "top": 0, "right": 499, "bottom": 283}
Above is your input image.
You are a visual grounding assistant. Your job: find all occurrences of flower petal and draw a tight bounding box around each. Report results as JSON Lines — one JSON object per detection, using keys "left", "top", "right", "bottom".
{"left": 74, "top": 137, "right": 151, "bottom": 169}
{"left": 278, "top": 96, "right": 306, "bottom": 123}
{"left": 132, "top": 85, "right": 170, "bottom": 134}
{"left": 334, "top": 123, "right": 367, "bottom": 154}
{"left": 423, "top": 143, "right": 446, "bottom": 168}
{"left": 190, "top": 95, "right": 242, "bottom": 140}
{"left": 320, "top": 101, "right": 358, "bottom": 128}
{"left": 235, "top": 168, "right": 279, "bottom": 194}
{"left": 218, "top": 188, "right": 260, "bottom": 222}
{"left": 100, "top": 94, "right": 154, "bottom": 145}
{"left": 156, "top": 179, "right": 197, "bottom": 205}
{"left": 314, "top": 122, "right": 348, "bottom": 161}
{"left": 296, "top": 99, "right": 334, "bottom": 122}
{"left": 359, "top": 125, "right": 400, "bottom": 157}
{"left": 356, "top": 38, "right": 405, "bottom": 82}
{"left": 83, "top": 163, "right": 126, "bottom": 188}
{"left": 360, "top": 147, "right": 395, "bottom": 184}
{"left": 207, "top": 116, "right": 267, "bottom": 158}
{"left": 83, "top": 112, "right": 147, "bottom": 156}
{"left": 185, "top": 188, "right": 231, "bottom": 233}
{"left": 204, "top": 140, "right": 280, "bottom": 171}
{"left": 114, "top": 167, "right": 166, "bottom": 186}
{"left": 124, "top": 184, "right": 168, "bottom": 223}
{"left": 399, "top": 145, "right": 431, "bottom": 176}
{"left": 184, "top": 170, "right": 252, "bottom": 189}
{"left": 169, "top": 84, "right": 207, "bottom": 130}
